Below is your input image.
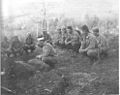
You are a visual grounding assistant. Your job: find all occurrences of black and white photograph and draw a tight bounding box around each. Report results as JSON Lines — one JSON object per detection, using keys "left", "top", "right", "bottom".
{"left": 1, "top": 0, "right": 119, "bottom": 95}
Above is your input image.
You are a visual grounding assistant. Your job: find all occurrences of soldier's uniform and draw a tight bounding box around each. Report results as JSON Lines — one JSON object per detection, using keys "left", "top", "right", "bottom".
{"left": 24, "top": 34, "right": 35, "bottom": 53}
{"left": 1, "top": 37, "right": 10, "bottom": 56}
{"left": 37, "top": 42, "right": 57, "bottom": 68}
{"left": 72, "top": 31, "right": 81, "bottom": 53}
{"left": 92, "top": 27, "right": 109, "bottom": 58}
{"left": 54, "top": 29, "right": 63, "bottom": 47}
{"left": 80, "top": 33, "right": 98, "bottom": 56}
{"left": 79, "top": 25, "right": 99, "bottom": 60}
{"left": 43, "top": 33, "right": 52, "bottom": 43}
{"left": 65, "top": 29, "right": 80, "bottom": 53}
{"left": 10, "top": 36, "right": 23, "bottom": 56}
{"left": 96, "top": 34, "right": 109, "bottom": 57}
{"left": 61, "top": 28, "right": 68, "bottom": 49}
{"left": 39, "top": 30, "right": 52, "bottom": 44}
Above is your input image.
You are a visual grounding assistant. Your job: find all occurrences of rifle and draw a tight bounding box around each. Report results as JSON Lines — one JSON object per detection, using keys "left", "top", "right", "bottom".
{"left": 1, "top": 86, "right": 16, "bottom": 94}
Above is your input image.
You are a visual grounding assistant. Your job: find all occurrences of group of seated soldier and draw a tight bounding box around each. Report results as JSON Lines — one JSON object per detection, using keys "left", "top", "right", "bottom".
{"left": 1, "top": 24, "right": 109, "bottom": 65}
{"left": 54, "top": 26, "right": 82, "bottom": 53}
{"left": 79, "top": 25, "right": 109, "bottom": 64}
{"left": 1, "top": 36, "right": 23, "bottom": 57}
{"left": 36, "top": 25, "right": 109, "bottom": 65}
{"left": 1, "top": 33, "right": 36, "bottom": 57}
{"left": 54, "top": 25, "right": 109, "bottom": 64}
{"left": 1, "top": 29, "right": 53, "bottom": 57}
{"left": 1, "top": 25, "right": 110, "bottom": 95}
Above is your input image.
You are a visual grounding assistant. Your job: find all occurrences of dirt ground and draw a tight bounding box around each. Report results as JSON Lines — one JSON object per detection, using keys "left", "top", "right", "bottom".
{"left": 1, "top": 35, "right": 119, "bottom": 95}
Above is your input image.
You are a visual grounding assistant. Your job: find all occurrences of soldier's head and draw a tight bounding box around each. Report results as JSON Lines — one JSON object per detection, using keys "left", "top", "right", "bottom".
{"left": 67, "top": 26, "right": 73, "bottom": 34}
{"left": 57, "top": 28, "right": 62, "bottom": 34}
{"left": 75, "top": 30, "right": 81, "bottom": 35}
{"left": 37, "top": 37, "right": 45, "bottom": 48}
{"left": 38, "top": 41, "right": 44, "bottom": 48}
{"left": 27, "top": 33, "right": 32, "bottom": 38}
{"left": 4, "top": 36, "right": 8, "bottom": 41}
{"left": 43, "top": 29, "right": 47, "bottom": 35}
{"left": 92, "top": 27, "right": 99, "bottom": 37}
{"left": 62, "top": 27, "right": 67, "bottom": 34}
{"left": 13, "top": 36, "right": 19, "bottom": 41}
{"left": 81, "top": 25, "right": 89, "bottom": 36}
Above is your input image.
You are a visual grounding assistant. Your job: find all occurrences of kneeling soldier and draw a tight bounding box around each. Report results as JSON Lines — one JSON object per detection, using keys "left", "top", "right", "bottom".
{"left": 61, "top": 27, "right": 68, "bottom": 49}
{"left": 1, "top": 36, "right": 10, "bottom": 57}
{"left": 92, "top": 27, "right": 109, "bottom": 59}
{"left": 9, "top": 36, "right": 23, "bottom": 57}
{"left": 65, "top": 26, "right": 80, "bottom": 53}
{"left": 79, "top": 25, "right": 99, "bottom": 64}
{"left": 36, "top": 38, "right": 57, "bottom": 68}
{"left": 23, "top": 33, "right": 35, "bottom": 54}
{"left": 54, "top": 28, "right": 63, "bottom": 48}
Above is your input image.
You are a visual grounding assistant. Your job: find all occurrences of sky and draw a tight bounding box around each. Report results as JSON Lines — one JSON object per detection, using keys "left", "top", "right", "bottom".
{"left": 2, "top": 0, "right": 119, "bottom": 19}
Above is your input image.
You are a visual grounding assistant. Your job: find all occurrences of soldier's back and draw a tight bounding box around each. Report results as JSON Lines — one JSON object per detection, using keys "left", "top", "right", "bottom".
{"left": 97, "top": 34, "right": 109, "bottom": 48}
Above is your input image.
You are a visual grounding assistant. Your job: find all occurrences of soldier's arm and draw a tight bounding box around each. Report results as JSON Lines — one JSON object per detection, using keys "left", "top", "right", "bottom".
{"left": 48, "top": 35, "right": 52, "bottom": 41}
{"left": 30, "top": 38, "right": 35, "bottom": 46}
{"left": 9, "top": 42, "right": 14, "bottom": 50}
{"left": 85, "top": 37, "right": 96, "bottom": 51}
{"left": 79, "top": 44, "right": 86, "bottom": 53}
{"left": 65, "top": 38, "right": 69, "bottom": 44}
{"left": 70, "top": 32, "right": 80, "bottom": 43}
{"left": 79, "top": 39, "right": 86, "bottom": 53}
{"left": 36, "top": 46, "right": 50, "bottom": 59}
{"left": 42, "top": 46, "right": 50, "bottom": 57}
{"left": 65, "top": 36, "right": 73, "bottom": 44}
{"left": 65, "top": 39, "right": 72, "bottom": 44}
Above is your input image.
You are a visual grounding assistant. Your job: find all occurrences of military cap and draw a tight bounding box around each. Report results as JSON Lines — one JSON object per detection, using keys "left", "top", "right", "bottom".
{"left": 56, "top": 26, "right": 61, "bottom": 31}
{"left": 37, "top": 37, "right": 44, "bottom": 41}
{"left": 61, "top": 26, "right": 66, "bottom": 30}
{"left": 81, "top": 25, "right": 89, "bottom": 32}
{"left": 67, "top": 26, "right": 73, "bottom": 30}
{"left": 92, "top": 27, "right": 99, "bottom": 33}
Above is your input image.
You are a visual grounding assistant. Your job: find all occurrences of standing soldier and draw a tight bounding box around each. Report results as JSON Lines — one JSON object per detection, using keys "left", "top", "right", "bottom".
{"left": 92, "top": 27, "right": 109, "bottom": 59}
{"left": 79, "top": 25, "right": 99, "bottom": 64}
{"left": 23, "top": 33, "right": 35, "bottom": 54}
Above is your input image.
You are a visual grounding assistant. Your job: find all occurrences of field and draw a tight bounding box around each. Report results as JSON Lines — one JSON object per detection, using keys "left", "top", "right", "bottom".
{"left": 1, "top": 13, "right": 119, "bottom": 95}
{"left": 1, "top": 32, "right": 119, "bottom": 95}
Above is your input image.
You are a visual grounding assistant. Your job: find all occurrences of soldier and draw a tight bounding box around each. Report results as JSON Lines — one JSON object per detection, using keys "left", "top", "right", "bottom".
{"left": 23, "top": 33, "right": 35, "bottom": 54}
{"left": 38, "top": 29, "right": 52, "bottom": 44}
{"left": 61, "top": 27, "right": 68, "bottom": 49}
{"left": 79, "top": 25, "right": 99, "bottom": 63}
{"left": 36, "top": 39, "right": 57, "bottom": 68}
{"left": 9, "top": 36, "right": 23, "bottom": 57}
{"left": 54, "top": 28, "right": 63, "bottom": 48}
{"left": 1, "top": 36, "right": 10, "bottom": 56}
{"left": 74, "top": 28, "right": 83, "bottom": 47}
{"left": 92, "top": 27, "right": 109, "bottom": 58}
{"left": 65, "top": 26, "right": 80, "bottom": 53}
